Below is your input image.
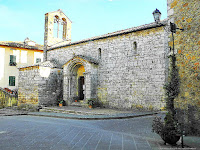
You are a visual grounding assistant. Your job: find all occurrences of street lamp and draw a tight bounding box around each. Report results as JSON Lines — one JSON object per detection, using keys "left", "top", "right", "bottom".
{"left": 152, "top": 8, "right": 161, "bottom": 23}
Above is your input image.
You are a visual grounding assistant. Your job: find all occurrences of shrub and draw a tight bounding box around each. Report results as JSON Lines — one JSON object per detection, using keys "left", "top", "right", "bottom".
{"left": 152, "top": 112, "right": 181, "bottom": 145}
{"left": 152, "top": 54, "right": 181, "bottom": 145}
{"left": 87, "top": 98, "right": 100, "bottom": 108}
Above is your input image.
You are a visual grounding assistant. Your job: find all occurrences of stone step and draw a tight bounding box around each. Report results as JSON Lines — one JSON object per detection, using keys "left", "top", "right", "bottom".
{"left": 39, "top": 107, "right": 104, "bottom": 115}
{"left": 70, "top": 102, "right": 82, "bottom": 107}
{"left": 40, "top": 107, "right": 77, "bottom": 114}
{"left": 71, "top": 101, "right": 88, "bottom": 107}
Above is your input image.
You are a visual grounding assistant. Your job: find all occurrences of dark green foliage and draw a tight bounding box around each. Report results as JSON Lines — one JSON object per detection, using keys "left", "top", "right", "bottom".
{"left": 152, "top": 116, "right": 164, "bottom": 135}
{"left": 87, "top": 98, "right": 101, "bottom": 108}
{"left": 164, "top": 54, "right": 180, "bottom": 117}
{"left": 152, "top": 54, "right": 182, "bottom": 145}
{"left": 152, "top": 112, "right": 181, "bottom": 145}
{"left": 58, "top": 100, "right": 63, "bottom": 104}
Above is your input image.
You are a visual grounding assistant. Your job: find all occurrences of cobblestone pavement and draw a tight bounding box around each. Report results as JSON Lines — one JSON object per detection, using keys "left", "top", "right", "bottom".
{"left": 0, "top": 115, "right": 198, "bottom": 150}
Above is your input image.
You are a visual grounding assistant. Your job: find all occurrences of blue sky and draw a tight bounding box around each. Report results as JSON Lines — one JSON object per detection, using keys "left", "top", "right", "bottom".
{"left": 0, "top": 0, "right": 167, "bottom": 45}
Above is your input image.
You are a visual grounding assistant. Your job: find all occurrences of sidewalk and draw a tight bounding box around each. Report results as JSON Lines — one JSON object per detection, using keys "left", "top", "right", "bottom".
{"left": 28, "top": 106, "right": 159, "bottom": 120}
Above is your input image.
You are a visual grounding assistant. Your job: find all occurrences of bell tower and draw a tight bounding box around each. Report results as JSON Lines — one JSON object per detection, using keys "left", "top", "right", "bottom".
{"left": 44, "top": 9, "right": 72, "bottom": 61}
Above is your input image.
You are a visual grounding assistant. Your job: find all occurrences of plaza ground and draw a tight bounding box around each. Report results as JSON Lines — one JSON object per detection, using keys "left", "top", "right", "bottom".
{"left": 0, "top": 108, "right": 199, "bottom": 150}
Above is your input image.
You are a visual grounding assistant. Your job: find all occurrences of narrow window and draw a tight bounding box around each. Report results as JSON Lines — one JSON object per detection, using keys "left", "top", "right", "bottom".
{"left": 98, "top": 48, "right": 101, "bottom": 59}
{"left": 9, "top": 76, "right": 15, "bottom": 86}
{"left": 133, "top": 41, "right": 137, "bottom": 54}
{"left": 9, "top": 55, "right": 16, "bottom": 66}
{"left": 36, "top": 58, "right": 41, "bottom": 63}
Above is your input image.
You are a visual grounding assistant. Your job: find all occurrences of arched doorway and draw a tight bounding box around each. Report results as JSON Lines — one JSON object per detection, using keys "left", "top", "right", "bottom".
{"left": 63, "top": 55, "right": 98, "bottom": 105}
{"left": 71, "top": 64, "right": 85, "bottom": 101}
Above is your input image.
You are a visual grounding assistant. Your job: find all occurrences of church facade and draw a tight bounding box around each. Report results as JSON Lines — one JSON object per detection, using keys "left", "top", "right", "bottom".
{"left": 18, "top": 9, "right": 169, "bottom": 110}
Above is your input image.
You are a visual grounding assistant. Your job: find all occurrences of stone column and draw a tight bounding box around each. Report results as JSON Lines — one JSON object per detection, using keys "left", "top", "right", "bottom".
{"left": 63, "top": 74, "right": 70, "bottom": 104}
{"left": 84, "top": 71, "right": 91, "bottom": 100}
{"left": 90, "top": 73, "right": 98, "bottom": 99}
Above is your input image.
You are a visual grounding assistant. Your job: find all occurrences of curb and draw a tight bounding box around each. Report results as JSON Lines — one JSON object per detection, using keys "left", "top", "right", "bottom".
{"left": 0, "top": 113, "right": 28, "bottom": 116}
{"left": 27, "top": 112, "right": 158, "bottom": 120}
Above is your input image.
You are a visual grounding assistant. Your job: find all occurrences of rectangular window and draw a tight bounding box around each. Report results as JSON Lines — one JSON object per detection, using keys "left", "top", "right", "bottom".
{"left": 21, "top": 50, "right": 27, "bottom": 63}
{"left": 9, "top": 76, "right": 15, "bottom": 86}
{"left": 34, "top": 52, "right": 43, "bottom": 64}
{"left": 36, "top": 58, "right": 41, "bottom": 63}
{"left": 9, "top": 55, "right": 17, "bottom": 66}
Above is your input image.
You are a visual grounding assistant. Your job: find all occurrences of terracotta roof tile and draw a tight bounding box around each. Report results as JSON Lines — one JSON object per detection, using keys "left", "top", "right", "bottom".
{"left": 0, "top": 41, "right": 43, "bottom": 50}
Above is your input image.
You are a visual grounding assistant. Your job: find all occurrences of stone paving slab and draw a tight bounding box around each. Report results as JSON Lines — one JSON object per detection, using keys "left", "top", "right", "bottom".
{"left": 1, "top": 107, "right": 200, "bottom": 149}
{"left": 0, "top": 115, "right": 199, "bottom": 150}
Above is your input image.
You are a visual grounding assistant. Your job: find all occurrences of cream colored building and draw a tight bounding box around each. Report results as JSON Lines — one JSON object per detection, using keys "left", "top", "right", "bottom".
{"left": 0, "top": 38, "right": 43, "bottom": 90}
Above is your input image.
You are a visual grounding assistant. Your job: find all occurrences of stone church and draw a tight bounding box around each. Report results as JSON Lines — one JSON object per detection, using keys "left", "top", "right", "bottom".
{"left": 18, "top": 8, "right": 168, "bottom": 110}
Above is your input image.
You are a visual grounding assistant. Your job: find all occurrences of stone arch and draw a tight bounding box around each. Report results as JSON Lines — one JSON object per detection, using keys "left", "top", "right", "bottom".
{"left": 63, "top": 56, "right": 98, "bottom": 105}
{"left": 67, "top": 62, "right": 86, "bottom": 101}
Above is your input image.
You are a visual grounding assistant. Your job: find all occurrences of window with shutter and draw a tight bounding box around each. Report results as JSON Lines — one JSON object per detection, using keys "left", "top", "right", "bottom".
{"left": 9, "top": 55, "right": 17, "bottom": 66}
{"left": 9, "top": 76, "right": 15, "bottom": 86}
{"left": 36, "top": 58, "right": 41, "bottom": 63}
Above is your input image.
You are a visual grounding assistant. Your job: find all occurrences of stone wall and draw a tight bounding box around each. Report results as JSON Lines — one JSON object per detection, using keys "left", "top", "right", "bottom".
{"left": 18, "top": 65, "right": 62, "bottom": 106}
{"left": 18, "top": 66, "right": 40, "bottom": 105}
{"left": 38, "top": 67, "right": 63, "bottom": 106}
{"left": 167, "top": 0, "right": 200, "bottom": 135}
{"left": 48, "top": 25, "right": 168, "bottom": 110}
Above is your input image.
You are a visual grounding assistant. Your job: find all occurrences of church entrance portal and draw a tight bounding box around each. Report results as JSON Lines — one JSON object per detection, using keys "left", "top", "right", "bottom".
{"left": 70, "top": 64, "right": 85, "bottom": 101}
{"left": 63, "top": 55, "right": 98, "bottom": 105}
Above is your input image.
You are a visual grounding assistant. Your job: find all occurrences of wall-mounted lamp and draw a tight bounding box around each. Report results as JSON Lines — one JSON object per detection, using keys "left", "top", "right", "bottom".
{"left": 170, "top": 22, "right": 184, "bottom": 33}
{"left": 152, "top": 8, "right": 161, "bottom": 23}
{"left": 170, "top": 22, "right": 184, "bottom": 55}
